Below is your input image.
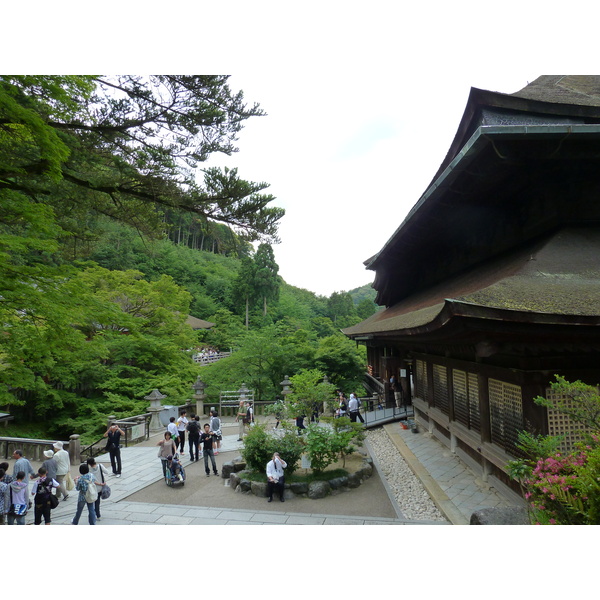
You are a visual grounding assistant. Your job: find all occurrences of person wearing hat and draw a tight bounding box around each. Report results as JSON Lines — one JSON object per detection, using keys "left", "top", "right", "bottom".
{"left": 53, "top": 441, "right": 71, "bottom": 500}
{"left": 41, "top": 450, "right": 58, "bottom": 483}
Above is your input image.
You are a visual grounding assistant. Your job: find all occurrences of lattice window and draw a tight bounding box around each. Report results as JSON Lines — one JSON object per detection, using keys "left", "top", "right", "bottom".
{"left": 468, "top": 373, "right": 481, "bottom": 433}
{"left": 453, "top": 369, "right": 469, "bottom": 427}
{"left": 489, "top": 379, "right": 523, "bottom": 455}
{"left": 546, "top": 387, "right": 596, "bottom": 453}
{"left": 415, "top": 359, "right": 427, "bottom": 400}
{"left": 452, "top": 369, "right": 481, "bottom": 432}
{"left": 433, "top": 364, "right": 449, "bottom": 415}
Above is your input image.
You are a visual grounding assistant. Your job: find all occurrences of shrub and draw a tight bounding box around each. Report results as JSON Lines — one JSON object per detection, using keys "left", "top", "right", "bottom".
{"left": 241, "top": 423, "right": 304, "bottom": 476}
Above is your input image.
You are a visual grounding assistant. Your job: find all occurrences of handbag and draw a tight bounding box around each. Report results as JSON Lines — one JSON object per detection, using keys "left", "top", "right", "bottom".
{"left": 49, "top": 494, "right": 59, "bottom": 509}
{"left": 10, "top": 503, "right": 27, "bottom": 516}
{"left": 65, "top": 471, "right": 75, "bottom": 491}
{"left": 99, "top": 466, "right": 111, "bottom": 499}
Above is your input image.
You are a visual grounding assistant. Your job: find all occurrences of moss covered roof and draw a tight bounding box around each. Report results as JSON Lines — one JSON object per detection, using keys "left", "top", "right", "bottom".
{"left": 343, "top": 227, "right": 600, "bottom": 337}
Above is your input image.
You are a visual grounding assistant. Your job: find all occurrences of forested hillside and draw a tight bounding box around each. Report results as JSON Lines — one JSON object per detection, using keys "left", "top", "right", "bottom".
{"left": 0, "top": 76, "right": 376, "bottom": 442}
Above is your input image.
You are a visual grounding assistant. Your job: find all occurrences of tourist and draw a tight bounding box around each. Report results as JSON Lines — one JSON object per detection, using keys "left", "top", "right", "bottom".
{"left": 210, "top": 410, "right": 222, "bottom": 455}
{"left": 266, "top": 452, "right": 287, "bottom": 502}
{"left": 176, "top": 411, "right": 189, "bottom": 455}
{"left": 246, "top": 402, "right": 254, "bottom": 427}
{"left": 236, "top": 400, "right": 246, "bottom": 441}
{"left": 295, "top": 414, "right": 306, "bottom": 435}
{"left": 348, "top": 393, "right": 365, "bottom": 424}
{"left": 157, "top": 432, "right": 177, "bottom": 477}
{"left": 167, "top": 416, "right": 179, "bottom": 448}
{"left": 186, "top": 415, "right": 201, "bottom": 462}
{"left": 86, "top": 458, "right": 109, "bottom": 521}
{"left": 103, "top": 423, "right": 125, "bottom": 477}
{"left": 53, "top": 441, "right": 71, "bottom": 499}
{"left": 337, "top": 394, "right": 348, "bottom": 418}
{"left": 0, "top": 469, "right": 10, "bottom": 525}
{"left": 31, "top": 466, "right": 58, "bottom": 525}
{"left": 7, "top": 471, "right": 28, "bottom": 525}
{"left": 0, "top": 463, "right": 13, "bottom": 485}
{"left": 41, "top": 449, "right": 58, "bottom": 483}
{"left": 72, "top": 463, "right": 97, "bottom": 525}
{"left": 12, "top": 449, "right": 35, "bottom": 481}
{"left": 200, "top": 424, "right": 218, "bottom": 477}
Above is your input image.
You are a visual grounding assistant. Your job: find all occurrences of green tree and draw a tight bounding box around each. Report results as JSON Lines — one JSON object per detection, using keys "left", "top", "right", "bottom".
{"left": 231, "top": 255, "right": 257, "bottom": 328}
{"left": 327, "top": 291, "right": 355, "bottom": 324}
{"left": 314, "top": 334, "right": 365, "bottom": 391}
{"left": 286, "top": 369, "right": 336, "bottom": 420}
{"left": 253, "top": 242, "right": 280, "bottom": 317}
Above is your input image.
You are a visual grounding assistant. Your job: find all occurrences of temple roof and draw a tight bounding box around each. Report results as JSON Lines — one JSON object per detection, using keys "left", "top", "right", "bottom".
{"left": 343, "top": 227, "right": 600, "bottom": 338}
{"left": 364, "top": 76, "right": 600, "bottom": 308}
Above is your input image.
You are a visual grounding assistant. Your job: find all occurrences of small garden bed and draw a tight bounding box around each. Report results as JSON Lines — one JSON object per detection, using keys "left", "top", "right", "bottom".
{"left": 222, "top": 452, "right": 374, "bottom": 500}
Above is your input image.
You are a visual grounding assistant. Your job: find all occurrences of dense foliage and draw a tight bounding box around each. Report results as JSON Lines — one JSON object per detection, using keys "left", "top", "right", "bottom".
{"left": 0, "top": 75, "right": 376, "bottom": 442}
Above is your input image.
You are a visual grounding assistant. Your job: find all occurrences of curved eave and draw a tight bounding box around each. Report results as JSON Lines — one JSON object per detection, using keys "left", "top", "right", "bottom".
{"left": 365, "top": 123, "right": 600, "bottom": 274}
{"left": 344, "top": 298, "right": 600, "bottom": 342}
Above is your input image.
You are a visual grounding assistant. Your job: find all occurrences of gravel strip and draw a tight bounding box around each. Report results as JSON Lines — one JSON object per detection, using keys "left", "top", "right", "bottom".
{"left": 367, "top": 428, "right": 446, "bottom": 522}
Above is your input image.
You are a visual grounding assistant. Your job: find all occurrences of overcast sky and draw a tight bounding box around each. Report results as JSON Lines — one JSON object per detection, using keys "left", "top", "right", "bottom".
{"left": 8, "top": 1, "right": 596, "bottom": 300}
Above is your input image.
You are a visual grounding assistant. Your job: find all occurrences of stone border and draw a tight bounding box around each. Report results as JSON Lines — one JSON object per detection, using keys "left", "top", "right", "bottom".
{"left": 222, "top": 455, "right": 374, "bottom": 499}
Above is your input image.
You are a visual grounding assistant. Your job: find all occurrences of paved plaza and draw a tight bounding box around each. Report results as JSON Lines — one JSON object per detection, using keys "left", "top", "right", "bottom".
{"left": 2, "top": 418, "right": 523, "bottom": 526}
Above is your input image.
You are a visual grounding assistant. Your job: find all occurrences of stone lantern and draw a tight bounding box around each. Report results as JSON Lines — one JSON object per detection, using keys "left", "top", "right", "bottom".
{"left": 145, "top": 389, "right": 167, "bottom": 433}
{"left": 238, "top": 383, "right": 249, "bottom": 402}
{"left": 280, "top": 375, "right": 292, "bottom": 400}
{"left": 192, "top": 376, "right": 207, "bottom": 416}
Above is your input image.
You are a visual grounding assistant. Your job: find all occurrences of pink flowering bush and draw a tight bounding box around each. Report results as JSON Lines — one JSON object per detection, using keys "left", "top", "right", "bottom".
{"left": 508, "top": 377, "right": 600, "bottom": 525}
{"left": 522, "top": 444, "right": 600, "bottom": 525}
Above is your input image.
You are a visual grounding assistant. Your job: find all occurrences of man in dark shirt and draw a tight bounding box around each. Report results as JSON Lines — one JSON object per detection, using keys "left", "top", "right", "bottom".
{"left": 199, "top": 424, "right": 219, "bottom": 477}
{"left": 103, "top": 423, "right": 125, "bottom": 477}
{"left": 186, "top": 416, "right": 201, "bottom": 462}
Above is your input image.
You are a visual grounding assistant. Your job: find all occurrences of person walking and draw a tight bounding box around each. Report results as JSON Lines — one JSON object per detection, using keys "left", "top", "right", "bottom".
{"left": 266, "top": 452, "right": 287, "bottom": 502}
{"left": 11, "top": 450, "right": 35, "bottom": 500}
{"left": 103, "top": 423, "right": 125, "bottom": 477}
{"left": 157, "top": 432, "right": 177, "bottom": 477}
{"left": 86, "top": 458, "right": 109, "bottom": 521}
{"left": 348, "top": 393, "right": 365, "bottom": 424}
{"left": 7, "top": 471, "right": 29, "bottom": 525}
{"left": 200, "top": 424, "right": 219, "bottom": 477}
{"left": 31, "top": 466, "right": 58, "bottom": 525}
{"left": 176, "top": 411, "right": 188, "bottom": 455}
{"left": 167, "top": 416, "right": 179, "bottom": 448}
{"left": 41, "top": 450, "right": 58, "bottom": 483}
{"left": 186, "top": 416, "right": 201, "bottom": 462}
{"left": 0, "top": 468, "right": 10, "bottom": 525}
{"left": 53, "top": 441, "right": 71, "bottom": 500}
{"left": 72, "top": 463, "right": 97, "bottom": 525}
{"left": 11, "top": 450, "right": 35, "bottom": 481}
{"left": 209, "top": 410, "right": 222, "bottom": 455}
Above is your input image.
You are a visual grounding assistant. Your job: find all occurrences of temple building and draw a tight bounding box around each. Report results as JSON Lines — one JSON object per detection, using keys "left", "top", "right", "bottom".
{"left": 343, "top": 76, "right": 600, "bottom": 497}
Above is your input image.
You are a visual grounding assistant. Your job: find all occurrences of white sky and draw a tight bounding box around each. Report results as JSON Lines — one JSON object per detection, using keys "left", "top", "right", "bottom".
{"left": 6, "top": 0, "right": 597, "bottom": 299}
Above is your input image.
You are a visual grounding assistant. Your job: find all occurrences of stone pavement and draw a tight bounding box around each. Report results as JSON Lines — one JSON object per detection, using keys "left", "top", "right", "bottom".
{"left": 384, "top": 422, "right": 525, "bottom": 524}
{"left": 4, "top": 418, "right": 524, "bottom": 526}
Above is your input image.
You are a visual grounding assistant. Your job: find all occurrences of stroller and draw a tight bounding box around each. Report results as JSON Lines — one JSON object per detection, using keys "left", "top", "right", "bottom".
{"left": 165, "top": 454, "right": 186, "bottom": 487}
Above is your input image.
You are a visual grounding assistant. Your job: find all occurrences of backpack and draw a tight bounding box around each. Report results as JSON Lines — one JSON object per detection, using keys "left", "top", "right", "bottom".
{"left": 84, "top": 476, "right": 98, "bottom": 503}
{"left": 187, "top": 420, "right": 199, "bottom": 434}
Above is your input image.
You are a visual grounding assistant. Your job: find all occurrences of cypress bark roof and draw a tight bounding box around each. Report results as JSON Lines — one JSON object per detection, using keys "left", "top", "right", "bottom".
{"left": 343, "top": 228, "right": 600, "bottom": 338}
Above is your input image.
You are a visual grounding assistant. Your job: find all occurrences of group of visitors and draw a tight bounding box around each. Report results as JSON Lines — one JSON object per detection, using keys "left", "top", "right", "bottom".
{"left": 192, "top": 346, "right": 222, "bottom": 364}
{"left": 158, "top": 411, "right": 221, "bottom": 478}
{"left": 0, "top": 441, "right": 112, "bottom": 526}
{"left": 335, "top": 391, "right": 365, "bottom": 423}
